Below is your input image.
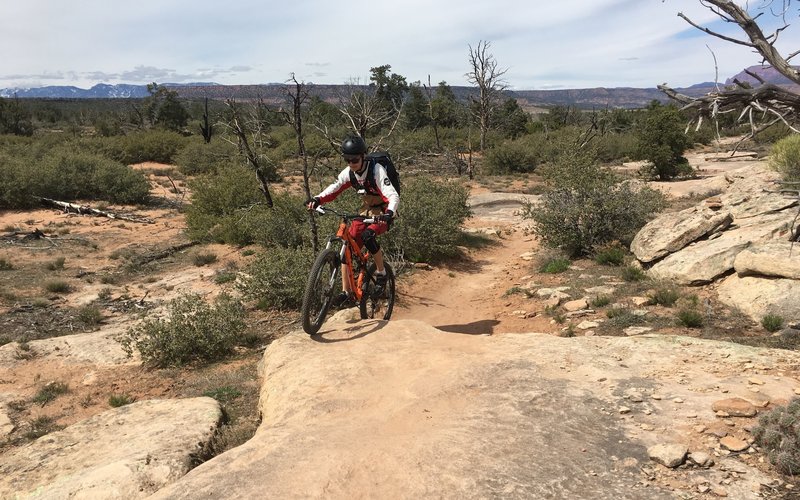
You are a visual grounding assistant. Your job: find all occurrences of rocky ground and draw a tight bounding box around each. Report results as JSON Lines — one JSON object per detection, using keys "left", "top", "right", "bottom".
{"left": 0, "top": 142, "right": 799, "bottom": 498}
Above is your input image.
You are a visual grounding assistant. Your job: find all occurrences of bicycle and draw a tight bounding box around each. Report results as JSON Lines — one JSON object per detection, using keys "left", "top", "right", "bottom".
{"left": 301, "top": 205, "right": 396, "bottom": 335}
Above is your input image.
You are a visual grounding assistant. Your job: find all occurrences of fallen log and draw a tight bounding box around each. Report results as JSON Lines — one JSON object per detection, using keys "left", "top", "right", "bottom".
{"left": 38, "top": 198, "right": 155, "bottom": 224}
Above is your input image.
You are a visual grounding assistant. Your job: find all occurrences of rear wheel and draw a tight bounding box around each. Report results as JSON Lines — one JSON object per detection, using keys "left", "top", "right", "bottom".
{"left": 359, "top": 263, "right": 395, "bottom": 321}
{"left": 301, "top": 249, "right": 339, "bottom": 335}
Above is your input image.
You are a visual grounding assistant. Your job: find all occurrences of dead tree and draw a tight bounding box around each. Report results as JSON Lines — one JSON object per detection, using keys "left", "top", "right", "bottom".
{"left": 466, "top": 40, "right": 508, "bottom": 151}
{"left": 332, "top": 78, "right": 403, "bottom": 151}
{"left": 200, "top": 97, "right": 213, "bottom": 143}
{"left": 274, "top": 74, "right": 320, "bottom": 252}
{"left": 661, "top": 0, "right": 800, "bottom": 141}
{"left": 224, "top": 99, "right": 274, "bottom": 208}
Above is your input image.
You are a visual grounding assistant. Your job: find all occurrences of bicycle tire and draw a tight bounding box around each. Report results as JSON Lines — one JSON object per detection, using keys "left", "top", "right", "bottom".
{"left": 359, "top": 262, "right": 395, "bottom": 321}
{"left": 301, "top": 248, "right": 340, "bottom": 335}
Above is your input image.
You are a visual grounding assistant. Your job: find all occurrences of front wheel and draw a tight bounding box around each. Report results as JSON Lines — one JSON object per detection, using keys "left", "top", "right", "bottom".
{"left": 301, "top": 249, "right": 340, "bottom": 335}
{"left": 359, "top": 263, "right": 395, "bottom": 321}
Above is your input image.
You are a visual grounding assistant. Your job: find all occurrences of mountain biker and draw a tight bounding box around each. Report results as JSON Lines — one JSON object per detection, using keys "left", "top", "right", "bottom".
{"left": 306, "top": 135, "right": 399, "bottom": 307}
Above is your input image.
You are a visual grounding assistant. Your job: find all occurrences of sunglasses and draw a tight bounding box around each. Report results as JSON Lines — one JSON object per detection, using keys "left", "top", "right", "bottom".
{"left": 344, "top": 155, "right": 362, "bottom": 164}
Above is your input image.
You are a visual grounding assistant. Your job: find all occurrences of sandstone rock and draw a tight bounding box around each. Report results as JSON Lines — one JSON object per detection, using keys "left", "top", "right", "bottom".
{"left": 577, "top": 321, "right": 600, "bottom": 330}
{"left": 689, "top": 451, "right": 715, "bottom": 468}
{"left": 631, "top": 206, "right": 733, "bottom": 263}
{"left": 624, "top": 326, "right": 653, "bottom": 336}
{"left": 717, "top": 274, "right": 800, "bottom": 323}
{"left": 0, "top": 404, "right": 13, "bottom": 438}
{"left": 585, "top": 285, "right": 616, "bottom": 296}
{"left": 152, "top": 321, "right": 686, "bottom": 499}
{"left": 647, "top": 212, "right": 794, "bottom": 285}
{"left": 648, "top": 443, "right": 688, "bottom": 468}
{"left": 563, "top": 299, "right": 589, "bottom": 312}
{"left": 535, "top": 287, "right": 571, "bottom": 299}
{"left": 720, "top": 165, "right": 796, "bottom": 219}
{"left": 0, "top": 398, "right": 223, "bottom": 499}
{"left": 734, "top": 240, "right": 800, "bottom": 279}
{"left": 720, "top": 436, "right": 749, "bottom": 452}
{"left": 712, "top": 398, "right": 757, "bottom": 417}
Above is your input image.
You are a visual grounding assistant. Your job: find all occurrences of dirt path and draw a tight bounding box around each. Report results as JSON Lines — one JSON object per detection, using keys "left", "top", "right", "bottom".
{"left": 394, "top": 193, "right": 557, "bottom": 335}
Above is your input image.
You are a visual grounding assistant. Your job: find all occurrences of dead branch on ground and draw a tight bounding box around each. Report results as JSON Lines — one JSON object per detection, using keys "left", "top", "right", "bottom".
{"left": 38, "top": 198, "right": 155, "bottom": 224}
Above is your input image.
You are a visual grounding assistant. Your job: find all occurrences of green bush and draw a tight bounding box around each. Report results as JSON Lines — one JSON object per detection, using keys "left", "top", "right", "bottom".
{"left": 770, "top": 134, "right": 800, "bottom": 182}
{"left": 540, "top": 257, "right": 571, "bottom": 274}
{"left": 649, "top": 287, "right": 680, "bottom": 307}
{"left": 523, "top": 147, "right": 665, "bottom": 256}
{"left": 635, "top": 101, "right": 691, "bottom": 181}
{"left": 676, "top": 308, "right": 704, "bottom": 328}
{"left": 173, "top": 138, "right": 240, "bottom": 175}
{"left": 100, "top": 129, "right": 186, "bottom": 165}
{"left": 594, "top": 243, "right": 627, "bottom": 266}
{"left": 752, "top": 398, "right": 800, "bottom": 475}
{"left": 185, "top": 163, "right": 266, "bottom": 244}
{"left": 762, "top": 313, "right": 785, "bottom": 333}
{"left": 237, "top": 246, "right": 313, "bottom": 310}
{"left": 382, "top": 175, "right": 471, "bottom": 262}
{"left": 119, "top": 292, "right": 246, "bottom": 367}
{"left": 0, "top": 149, "right": 150, "bottom": 208}
{"left": 484, "top": 141, "right": 541, "bottom": 174}
{"left": 108, "top": 394, "right": 135, "bottom": 407}
{"left": 622, "top": 265, "right": 647, "bottom": 282}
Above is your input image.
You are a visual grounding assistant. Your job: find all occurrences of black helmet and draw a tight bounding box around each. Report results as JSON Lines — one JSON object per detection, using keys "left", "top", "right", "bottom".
{"left": 341, "top": 136, "right": 367, "bottom": 155}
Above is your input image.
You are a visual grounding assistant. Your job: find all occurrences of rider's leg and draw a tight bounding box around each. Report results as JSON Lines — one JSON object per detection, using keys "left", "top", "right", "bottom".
{"left": 373, "top": 249, "right": 385, "bottom": 274}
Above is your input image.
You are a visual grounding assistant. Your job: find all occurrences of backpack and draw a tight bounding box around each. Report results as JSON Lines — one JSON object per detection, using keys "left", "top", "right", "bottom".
{"left": 349, "top": 151, "right": 401, "bottom": 196}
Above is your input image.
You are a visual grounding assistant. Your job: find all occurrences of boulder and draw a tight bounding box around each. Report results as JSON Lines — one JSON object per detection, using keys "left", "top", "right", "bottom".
{"left": 711, "top": 398, "right": 757, "bottom": 417}
{"left": 734, "top": 240, "right": 800, "bottom": 279}
{"left": 647, "top": 212, "right": 796, "bottom": 285}
{"left": 0, "top": 398, "right": 223, "bottom": 499}
{"left": 630, "top": 206, "right": 733, "bottom": 263}
{"left": 720, "top": 165, "right": 796, "bottom": 219}
{"left": 647, "top": 443, "right": 688, "bottom": 468}
{"left": 717, "top": 274, "right": 800, "bottom": 323}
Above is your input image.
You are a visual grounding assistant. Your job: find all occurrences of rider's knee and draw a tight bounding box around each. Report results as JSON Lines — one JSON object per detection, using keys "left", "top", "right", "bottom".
{"left": 362, "top": 228, "right": 380, "bottom": 254}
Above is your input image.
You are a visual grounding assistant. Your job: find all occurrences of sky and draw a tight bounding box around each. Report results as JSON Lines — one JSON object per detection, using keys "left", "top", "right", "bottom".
{"left": 2, "top": 0, "right": 800, "bottom": 91}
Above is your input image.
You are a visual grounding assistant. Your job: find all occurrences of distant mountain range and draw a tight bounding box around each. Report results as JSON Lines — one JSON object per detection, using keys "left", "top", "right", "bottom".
{"left": 1, "top": 65, "right": 796, "bottom": 109}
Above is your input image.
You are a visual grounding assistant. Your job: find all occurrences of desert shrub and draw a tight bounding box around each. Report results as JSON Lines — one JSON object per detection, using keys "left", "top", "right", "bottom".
{"left": 77, "top": 304, "right": 104, "bottom": 327}
{"left": 0, "top": 150, "right": 150, "bottom": 208}
{"left": 108, "top": 394, "right": 135, "bottom": 407}
{"left": 762, "top": 313, "right": 785, "bottom": 333}
{"left": 45, "top": 280, "right": 71, "bottom": 293}
{"left": 0, "top": 258, "right": 13, "bottom": 270}
{"left": 649, "top": 287, "right": 680, "bottom": 307}
{"left": 483, "top": 140, "right": 541, "bottom": 174}
{"left": 119, "top": 292, "right": 246, "bottom": 367}
{"left": 540, "top": 257, "right": 571, "bottom": 274}
{"left": 203, "top": 386, "right": 242, "bottom": 403}
{"left": 591, "top": 295, "right": 612, "bottom": 308}
{"left": 622, "top": 265, "right": 647, "bottom": 282}
{"left": 240, "top": 193, "right": 317, "bottom": 249}
{"left": 192, "top": 252, "right": 218, "bottom": 266}
{"left": 770, "top": 134, "right": 800, "bottom": 182}
{"left": 100, "top": 129, "right": 186, "bottom": 165}
{"left": 184, "top": 163, "right": 265, "bottom": 244}
{"left": 173, "top": 138, "right": 240, "bottom": 175}
{"left": 755, "top": 123, "right": 793, "bottom": 144}
{"left": 594, "top": 242, "right": 627, "bottom": 266}
{"left": 23, "top": 416, "right": 62, "bottom": 440}
{"left": 676, "top": 308, "right": 704, "bottom": 328}
{"left": 635, "top": 101, "right": 692, "bottom": 180}
{"left": 33, "top": 381, "right": 69, "bottom": 405}
{"left": 237, "top": 246, "right": 313, "bottom": 310}
{"left": 382, "top": 175, "right": 471, "bottom": 262}
{"left": 752, "top": 398, "right": 800, "bottom": 475}
{"left": 594, "top": 131, "right": 638, "bottom": 163}
{"left": 523, "top": 147, "right": 666, "bottom": 256}
{"left": 45, "top": 257, "right": 66, "bottom": 271}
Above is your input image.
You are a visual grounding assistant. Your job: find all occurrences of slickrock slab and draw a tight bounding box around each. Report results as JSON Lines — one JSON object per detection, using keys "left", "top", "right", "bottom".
{"left": 0, "top": 398, "right": 222, "bottom": 499}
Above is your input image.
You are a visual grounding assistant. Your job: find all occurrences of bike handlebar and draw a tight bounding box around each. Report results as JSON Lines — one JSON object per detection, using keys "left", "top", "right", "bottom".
{"left": 314, "top": 205, "right": 382, "bottom": 224}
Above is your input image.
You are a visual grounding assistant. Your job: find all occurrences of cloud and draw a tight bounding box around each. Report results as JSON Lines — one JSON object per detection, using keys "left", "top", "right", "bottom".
{"left": 2, "top": 0, "right": 799, "bottom": 90}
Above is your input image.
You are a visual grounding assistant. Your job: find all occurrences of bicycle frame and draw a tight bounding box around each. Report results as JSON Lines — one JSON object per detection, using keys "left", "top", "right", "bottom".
{"left": 323, "top": 213, "right": 374, "bottom": 301}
